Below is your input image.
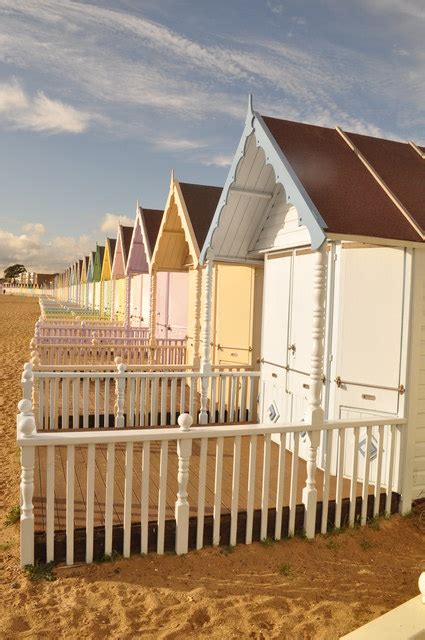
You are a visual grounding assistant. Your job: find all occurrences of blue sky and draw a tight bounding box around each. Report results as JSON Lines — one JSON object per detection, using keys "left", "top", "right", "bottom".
{"left": 0, "top": 0, "right": 424, "bottom": 272}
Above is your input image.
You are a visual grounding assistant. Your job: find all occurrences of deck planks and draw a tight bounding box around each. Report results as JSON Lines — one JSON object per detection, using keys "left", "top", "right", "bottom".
{"left": 34, "top": 435, "right": 369, "bottom": 533}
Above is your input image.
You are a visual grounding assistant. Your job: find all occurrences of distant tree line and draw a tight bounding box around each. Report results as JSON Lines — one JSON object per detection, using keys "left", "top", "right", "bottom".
{"left": 4, "top": 264, "right": 26, "bottom": 283}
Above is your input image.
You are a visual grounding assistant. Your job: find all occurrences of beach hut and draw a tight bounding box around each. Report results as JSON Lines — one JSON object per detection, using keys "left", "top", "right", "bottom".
{"left": 200, "top": 97, "right": 425, "bottom": 502}
{"left": 86, "top": 251, "right": 96, "bottom": 309}
{"left": 111, "top": 224, "right": 133, "bottom": 324}
{"left": 80, "top": 256, "right": 89, "bottom": 308}
{"left": 151, "top": 173, "right": 263, "bottom": 368}
{"left": 92, "top": 245, "right": 105, "bottom": 313}
{"left": 100, "top": 238, "right": 116, "bottom": 317}
{"left": 126, "top": 203, "right": 163, "bottom": 328}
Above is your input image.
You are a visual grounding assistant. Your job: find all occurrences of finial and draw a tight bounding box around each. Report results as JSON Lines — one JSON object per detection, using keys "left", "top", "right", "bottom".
{"left": 177, "top": 413, "right": 193, "bottom": 432}
{"left": 171, "top": 169, "right": 175, "bottom": 185}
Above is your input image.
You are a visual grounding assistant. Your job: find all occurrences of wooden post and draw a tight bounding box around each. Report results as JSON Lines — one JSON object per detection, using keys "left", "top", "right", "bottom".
{"left": 124, "top": 275, "right": 131, "bottom": 328}
{"left": 17, "top": 398, "right": 36, "bottom": 567}
{"left": 199, "top": 257, "right": 214, "bottom": 424}
{"left": 21, "top": 362, "right": 34, "bottom": 401}
{"left": 149, "top": 269, "right": 158, "bottom": 359}
{"left": 110, "top": 278, "right": 116, "bottom": 320}
{"left": 192, "top": 266, "right": 202, "bottom": 369}
{"left": 175, "top": 413, "right": 193, "bottom": 555}
{"left": 303, "top": 244, "right": 327, "bottom": 538}
{"left": 114, "top": 362, "right": 126, "bottom": 428}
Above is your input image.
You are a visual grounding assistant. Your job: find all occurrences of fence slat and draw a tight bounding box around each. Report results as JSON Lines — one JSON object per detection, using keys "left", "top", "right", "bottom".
{"left": 170, "top": 377, "right": 177, "bottom": 426}
{"left": 157, "top": 441, "right": 168, "bottom": 554}
{"left": 385, "top": 424, "right": 396, "bottom": 515}
{"left": 288, "top": 433, "right": 299, "bottom": 537}
{"left": 361, "top": 426, "right": 373, "bottom": 525}
{"left": 123, "top": 442, "right": 134, "bottom": 557}
{"left": 141, "top": 441, "right": 150, "bottom": 555}
{"left": 196, "top": 438, "right": 208, "bottom": 550}
{"left": 66, "top": 445, "right": 75, "bottom": 565}
{"left": 349, "top": 427, "right": 360, "bottom": 527}
{"left": 230, "top": 435, "right": 241, "bottom": 547}
{"left": 213, "top": 437, "right": 224, "bottom": 546}
{"left": 245, "top": 435, "right": 257, "bottom": 544}
{"left": 86, "top": 444, "right": 95, "bottom": 562}
{"left": 335, "top": 429, "right": 346, "bottom": 529}
{"left": 373, "top": 424, "right": 384, "bottom": 517}
{"left": 104, "top": 443, "right": 115, "bottom": 555}
{"left": 46, "top": 445, "right": 55, "bottom": 562}
{"left": 260, "top": 433, "right": 271, "bottom": 540}
{"left": 275, "top": 432, "right": 286, "bottom": 540}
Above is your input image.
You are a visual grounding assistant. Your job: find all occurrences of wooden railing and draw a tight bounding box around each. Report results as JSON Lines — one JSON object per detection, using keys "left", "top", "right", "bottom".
{"left": 34, "top": 320, "right": 147, "bottom": 340}
{"left": 22, "top": 363, "right": 260, "bottom": 430}
{"left": 30, "top": 339, "right": 187, "bottom": 367}
{"left": 17, "top": 399, "right": 407, "bottom": 566}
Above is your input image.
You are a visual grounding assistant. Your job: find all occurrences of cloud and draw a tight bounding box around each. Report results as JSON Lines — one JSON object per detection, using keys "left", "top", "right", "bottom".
{"left": 0, "top": 224, "right": 95, "bottom": 273}
{"left": 100, "top": 214, "right": 134, "bottom": 234}
{"left": 0, "top": 215, "right": 134, "bottom": 273}
{"left": 200, "top": 154, "right": 233, "bottom": 168}
{"left": 0, "top": 78, "right": 93, "bottom": 133}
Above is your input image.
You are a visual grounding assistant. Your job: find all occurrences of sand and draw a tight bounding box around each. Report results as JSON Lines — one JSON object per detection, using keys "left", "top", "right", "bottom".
{"left": 0, "top": 295, "right": 424, "bottom": 639}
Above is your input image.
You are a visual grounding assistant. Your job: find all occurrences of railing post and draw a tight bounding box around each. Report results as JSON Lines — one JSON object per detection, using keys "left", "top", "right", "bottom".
{"left": 192, "top": 265, "right": 202, "bottom": 369}
{"left": 17, "top": 398, "right": 37, "bottom": 567}
{"left": 199, "top": 256, "right": 214, "bottom": 425}
{"left": 303, "top": 243, "right": 327, "bottom": 538}
{"left": 114, "top": 361, "right": 126, "bottom": 428}
{"left": 175, "top": 413, "right": 193, "bottom": 555}
{"left": 124, "top": 275, "right": 131, "bottom": 329}
{"left": 21, "top": 362, "right": 34, "bottom": 401}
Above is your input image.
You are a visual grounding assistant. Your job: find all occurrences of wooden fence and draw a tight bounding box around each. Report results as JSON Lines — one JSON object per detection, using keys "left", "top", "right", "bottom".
{"left": 17, "top": 402, "right": 407, "bottom": 566}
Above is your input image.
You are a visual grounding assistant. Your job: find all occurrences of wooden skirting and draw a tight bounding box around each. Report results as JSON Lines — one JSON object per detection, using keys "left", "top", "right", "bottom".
{"left": 34, "top": 492, "right": 401, "bottom": 563}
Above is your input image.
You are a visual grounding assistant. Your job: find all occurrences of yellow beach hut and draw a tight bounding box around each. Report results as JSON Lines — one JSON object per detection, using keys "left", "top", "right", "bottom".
{"left": 100, "top": 237, "right": 116, "bottom": 317}
{"left": 111, "top": 225, "right": 133, "bottom": 324}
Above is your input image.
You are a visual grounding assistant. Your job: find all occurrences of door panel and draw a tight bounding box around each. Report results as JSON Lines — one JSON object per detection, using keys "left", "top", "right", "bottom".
{"left": 334, "top": 247, "right": 406, "bottom": 416}
{"left": 214, "top": 265, "right": 255, "bottom": 366}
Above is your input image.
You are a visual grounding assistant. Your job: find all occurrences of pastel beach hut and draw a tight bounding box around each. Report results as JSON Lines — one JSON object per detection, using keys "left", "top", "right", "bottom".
{"left": 201, "top": 96, "right": 425, "bottom": 507}
{"left": 111, "top": 224, "right": 133, "bottom": 324}
{"left": 86, "top": 251, "right": 96, "bottom": 310}
{"left": 92, "top": 244, "right": 105, "bottom": 313}
{"left": 149, "top": 176, "right": 222, "bottom": 363}
{"left": 100, "top": 237, "right": 116, "bottom": 317}
{"left": 126, "top": 203, "right": 163, "bottom": 328}
{"left": 80, "top": 256, "right": 89, "bottom": 308}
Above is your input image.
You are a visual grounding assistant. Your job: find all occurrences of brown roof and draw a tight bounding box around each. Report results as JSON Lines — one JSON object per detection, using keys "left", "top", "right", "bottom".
{"left": 261, "top": 116, "right": 424, "bottom": 243}
{"left": 142, "top": 208, "right": 163, "bottom": 254}
{"left": 121, "top": 225, "right": 134, "bottom": 264}
{"left": 179, "top": 182, "right": 222, "bottom": 249}
{"left": 107, "top": 237, "right": 116, "bottom": 263}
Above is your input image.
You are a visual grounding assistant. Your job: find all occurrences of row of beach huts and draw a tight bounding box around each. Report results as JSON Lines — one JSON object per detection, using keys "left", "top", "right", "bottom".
{"left": 13, "top": 99, "right": 425, "bottom": 575}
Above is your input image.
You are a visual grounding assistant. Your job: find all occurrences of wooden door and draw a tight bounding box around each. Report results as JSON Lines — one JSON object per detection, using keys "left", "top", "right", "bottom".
{"left": 213, "top": 264, "right": 256, "bottom": 366}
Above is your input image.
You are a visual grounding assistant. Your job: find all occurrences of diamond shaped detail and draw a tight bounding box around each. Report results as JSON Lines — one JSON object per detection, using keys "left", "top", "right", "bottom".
{"left": 359, "top": 435, "right": 378, "bottom": 461}
{"left": 268, "top": 401, "right": 280, "bottom": 423}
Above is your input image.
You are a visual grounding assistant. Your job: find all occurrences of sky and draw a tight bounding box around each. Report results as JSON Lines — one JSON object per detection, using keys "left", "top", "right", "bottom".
{"left": 0, "top": 0, "right": 424, "bottom": 273}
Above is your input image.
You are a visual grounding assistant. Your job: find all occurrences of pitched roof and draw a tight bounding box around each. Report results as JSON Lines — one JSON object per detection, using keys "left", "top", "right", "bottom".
{"left": 121, "top": 225, "right": 133, "bottom": 264}
{"left": 106, "top": 237, "right": 116, "bottom": 263}
{"left": 179, "top": 182, "right": 222, "bottom": 250}
{"left": 142, "top": 208, "right": 162, "bottom": 254}
{"left": 261, "top": 116, "right": 425, "bottom": 243}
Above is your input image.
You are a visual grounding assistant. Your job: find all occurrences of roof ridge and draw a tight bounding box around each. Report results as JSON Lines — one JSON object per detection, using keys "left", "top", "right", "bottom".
{"left": 409, "top": 141, "right": 425, "bottom": 160}
{"left": 335, "top": 126, "right": 424, "bottom": 241}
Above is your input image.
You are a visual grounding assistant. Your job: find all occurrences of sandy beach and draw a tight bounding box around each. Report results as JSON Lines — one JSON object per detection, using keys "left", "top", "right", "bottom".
{"left": 0, "top": 295, "right": 423, "bottom": 639}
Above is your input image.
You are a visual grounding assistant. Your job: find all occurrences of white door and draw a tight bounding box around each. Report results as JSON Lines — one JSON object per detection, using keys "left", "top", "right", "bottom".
{"left": 331, "top": 246, "right": 408, "bottom": 482}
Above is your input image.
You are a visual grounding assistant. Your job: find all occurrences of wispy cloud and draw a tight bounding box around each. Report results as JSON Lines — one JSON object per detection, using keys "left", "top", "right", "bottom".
{"left": 0, "top": 78, "right": 94, "bottom": 133}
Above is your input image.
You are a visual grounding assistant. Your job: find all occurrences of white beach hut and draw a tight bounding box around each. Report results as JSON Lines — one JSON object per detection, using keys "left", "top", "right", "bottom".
{"left": 201, "top": 98, "right": 425, "bottom": 505}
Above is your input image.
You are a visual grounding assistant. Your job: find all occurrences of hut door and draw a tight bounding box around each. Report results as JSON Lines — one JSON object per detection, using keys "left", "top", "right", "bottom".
{"left": 332, "top": 246, "right": 408, "bottom": 481}
{"left": 214, "top": 265, "right": 255, "bottom": 366}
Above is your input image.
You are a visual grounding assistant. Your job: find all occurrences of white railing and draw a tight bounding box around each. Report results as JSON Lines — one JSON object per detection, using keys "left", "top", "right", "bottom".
{"left": 30, "top": 340, "right": 187, "bottom": 367}
{"left": 23, "top": 363, "right": 259, "bottom": 430}
{"left": 17, "top": 400, "right": 407, "bottom": 566}
{"left": 34, "top": 320, "right": 148, "bottom": 340}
